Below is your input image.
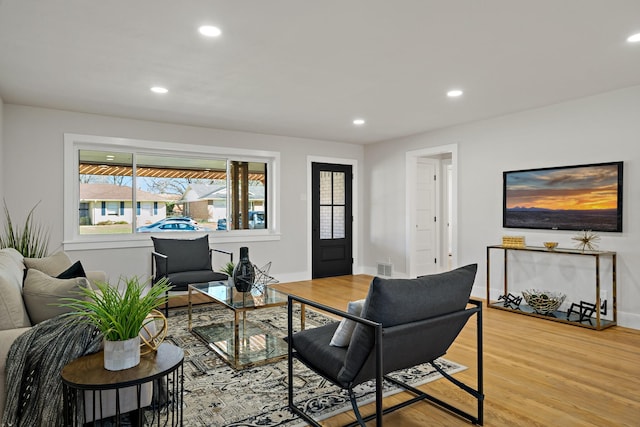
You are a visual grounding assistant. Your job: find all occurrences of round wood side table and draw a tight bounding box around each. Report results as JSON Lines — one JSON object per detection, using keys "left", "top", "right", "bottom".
{"left": 61, "top": 342, "right": 184, "bottom": 426}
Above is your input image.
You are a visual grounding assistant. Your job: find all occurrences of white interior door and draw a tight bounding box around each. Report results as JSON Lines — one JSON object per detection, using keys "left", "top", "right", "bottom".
{"left": 413, "top": 158, "right": 440, "bottom": 276}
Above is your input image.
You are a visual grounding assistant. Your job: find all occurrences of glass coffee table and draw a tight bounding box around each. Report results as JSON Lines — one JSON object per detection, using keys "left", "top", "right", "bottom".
{"left": 188, "top": 281, "right": 305, "bottom": 369}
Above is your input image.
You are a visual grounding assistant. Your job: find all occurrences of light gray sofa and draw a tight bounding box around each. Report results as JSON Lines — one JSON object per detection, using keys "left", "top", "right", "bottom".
{"left": 0, "top": 248, "right": 152, "bottom": 422}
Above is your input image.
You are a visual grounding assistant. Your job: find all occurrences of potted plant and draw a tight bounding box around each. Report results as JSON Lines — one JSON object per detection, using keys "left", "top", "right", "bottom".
{"left": 61, "top": 276, "right": 171, "bottom": 370}
{"left": 220, "top": 261, "right": 235, "bottom": 287}
{"left": 0, "top": 200, "right": 50, "bottom": 257}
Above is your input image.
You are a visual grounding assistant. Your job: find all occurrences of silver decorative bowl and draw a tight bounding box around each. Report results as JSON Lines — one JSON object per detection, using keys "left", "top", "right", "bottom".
{"left": 522, "top": 289, "right": 566, "bottom": 315}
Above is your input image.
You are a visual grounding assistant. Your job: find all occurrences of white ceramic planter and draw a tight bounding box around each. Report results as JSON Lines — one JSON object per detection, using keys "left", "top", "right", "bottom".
{"left": 103, "top": 336, "right": 141, "bottom": 371}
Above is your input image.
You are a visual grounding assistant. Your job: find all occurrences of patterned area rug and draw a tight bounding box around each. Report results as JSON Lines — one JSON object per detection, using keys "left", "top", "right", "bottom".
{"left": 163, "top": 303, "right": 466, "bottom": 427}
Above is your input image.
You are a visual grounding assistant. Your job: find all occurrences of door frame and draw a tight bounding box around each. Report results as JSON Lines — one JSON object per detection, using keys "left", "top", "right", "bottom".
{"left": 405, "top": 144, "right": 458, "bottom": 278}
{"left": 307, "top": 156, "right": 359, "bottom": 279}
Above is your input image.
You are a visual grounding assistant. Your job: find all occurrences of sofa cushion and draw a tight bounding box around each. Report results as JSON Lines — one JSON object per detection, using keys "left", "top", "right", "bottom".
{"left": 24, "top": 250, "right": 73, "bottom": 277}
{"left": 151, "top": 235, "right": 212, "bottom": 276}
{"left": 23, "top": 269, "right": 90, "bottom": 324}
{"left": 0, "top": 249, "right": 31, "bottom": 330}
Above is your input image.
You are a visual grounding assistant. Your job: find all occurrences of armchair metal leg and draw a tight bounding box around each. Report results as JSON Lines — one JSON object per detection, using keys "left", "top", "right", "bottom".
{"left": 347, "top": 386, "right": 366, "bottom": 427}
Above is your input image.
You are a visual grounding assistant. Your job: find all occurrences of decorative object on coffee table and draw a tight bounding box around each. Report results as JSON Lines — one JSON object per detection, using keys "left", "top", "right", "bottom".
{"left": 522, "top": 289, "right": 566, "bottom": 315}
{"left": 233, "top": 246, "right": 255, "bottom": 292}
{"left": 572, "top": 230, "right": 600, "bottom": 251}
{"left": 220, "top": 260, "right": 236, "bottom": 288}
{"left": 140, "top": 309, "right": 168, "bottom": 355}
{"left": 251, "top": 261, "right": 279, "bottom": 295}
{"left": 60, "top": 276, "right": 171, "bottom": 370}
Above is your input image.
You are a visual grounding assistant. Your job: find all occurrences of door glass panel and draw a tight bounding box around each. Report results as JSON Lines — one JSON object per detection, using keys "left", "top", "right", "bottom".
{"left": 320, "top": 171, "right": 332, "bottom": 205}
{"left": 320, "top": 206, "right": 332, "bottom": 239}
{"left": 333, "top": 172, "right": 345, "bottom": 205}
{"left": 333, "top": 206, "right": 345, "bottom": 239}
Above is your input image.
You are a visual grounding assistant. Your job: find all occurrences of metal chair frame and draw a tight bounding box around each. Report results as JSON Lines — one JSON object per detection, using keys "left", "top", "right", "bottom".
{"left": 287, "top": 296, "right": 484, "bottom": 426}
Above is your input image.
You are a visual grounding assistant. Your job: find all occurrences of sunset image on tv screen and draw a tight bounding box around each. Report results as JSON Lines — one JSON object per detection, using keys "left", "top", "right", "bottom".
{"left": 503, "top": 162, "right": 622, "bottom": 232}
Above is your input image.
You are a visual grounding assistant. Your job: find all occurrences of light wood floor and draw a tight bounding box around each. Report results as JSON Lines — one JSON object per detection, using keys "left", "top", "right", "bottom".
{"left": 172, "top": 275, "right": 640, "bottom": 426}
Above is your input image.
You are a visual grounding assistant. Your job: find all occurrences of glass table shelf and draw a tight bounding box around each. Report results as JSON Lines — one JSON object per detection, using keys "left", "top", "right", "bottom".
{"left": 188, "top": 280, "right": 304, "bottom": 369}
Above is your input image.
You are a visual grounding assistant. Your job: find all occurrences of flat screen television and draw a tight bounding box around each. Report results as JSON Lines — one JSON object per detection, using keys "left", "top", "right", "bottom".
{"left": 503, "top": 161, "right": 623, "bottom": 232}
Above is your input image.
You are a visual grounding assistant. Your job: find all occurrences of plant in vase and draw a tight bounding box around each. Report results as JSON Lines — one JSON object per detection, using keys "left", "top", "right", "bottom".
{"left": 220, "top": 261, "right": 236, "bottom": 287}
{"left": 60, "top": 276, "right": 171, "bottom": 370}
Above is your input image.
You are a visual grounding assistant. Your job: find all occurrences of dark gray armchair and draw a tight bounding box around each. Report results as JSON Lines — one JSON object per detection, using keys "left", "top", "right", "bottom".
{"left": 287, "top": 264, "right": 483, "bottom": 426}
{"left": 151, "top": 235, "right": 232, "bottom": 316}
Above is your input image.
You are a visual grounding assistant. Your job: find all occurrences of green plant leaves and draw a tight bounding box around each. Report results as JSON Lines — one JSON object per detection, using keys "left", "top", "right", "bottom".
{"left": 60, "top": 276, "right": 172, "bottom": 341}
{"left": 0, "top": 200, "right": 50, "bottom": 258}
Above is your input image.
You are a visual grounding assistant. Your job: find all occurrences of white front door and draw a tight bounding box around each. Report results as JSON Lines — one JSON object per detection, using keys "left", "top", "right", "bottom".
{"left": 413, "top": 158, "right": 439, "bottom": 276}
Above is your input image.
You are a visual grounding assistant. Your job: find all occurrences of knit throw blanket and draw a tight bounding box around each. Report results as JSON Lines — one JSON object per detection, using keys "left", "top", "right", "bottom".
{"left": 2, "top": 315, "right": 102, "bottom": 427}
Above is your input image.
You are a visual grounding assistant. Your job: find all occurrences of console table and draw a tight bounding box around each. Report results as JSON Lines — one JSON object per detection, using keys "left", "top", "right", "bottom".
{"left": 486, "top": 245, "right": 617, "bottom": 330}
{"left": 61, "top": 342, "right": 184, "bottom": 426}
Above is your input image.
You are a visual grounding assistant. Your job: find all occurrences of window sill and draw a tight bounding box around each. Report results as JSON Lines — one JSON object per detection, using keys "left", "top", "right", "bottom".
{"left": 62, "top": 231, "right": 282, "bottom": 251}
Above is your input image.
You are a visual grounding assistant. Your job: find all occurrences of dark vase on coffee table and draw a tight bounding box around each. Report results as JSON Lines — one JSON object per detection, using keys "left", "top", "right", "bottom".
{"left": 233, "top": 247, "right": 255, "bottom": 292}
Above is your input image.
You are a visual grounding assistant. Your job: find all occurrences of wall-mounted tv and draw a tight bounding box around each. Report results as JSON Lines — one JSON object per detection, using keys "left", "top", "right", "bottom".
{"left": 503, "top": 161, "right": 623, "bottom": 232}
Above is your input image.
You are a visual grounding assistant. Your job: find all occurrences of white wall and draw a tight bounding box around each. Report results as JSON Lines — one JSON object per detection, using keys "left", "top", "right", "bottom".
{"left": 0, "top": 95, "right": 3, "bottom": 202}
{"left": 364, "top": 86, "right": 640, "bottom": 329}
{"left": 2, "top": 105, "right": 364, "bottom": 283}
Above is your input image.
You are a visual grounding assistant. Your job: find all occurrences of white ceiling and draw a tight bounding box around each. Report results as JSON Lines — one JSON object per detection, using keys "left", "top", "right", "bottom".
{"left": 1, "top": 1, "right": 639, "bottom": 144}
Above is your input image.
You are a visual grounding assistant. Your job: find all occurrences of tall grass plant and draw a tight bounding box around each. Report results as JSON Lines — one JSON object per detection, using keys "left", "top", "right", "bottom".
{"left": 61, "top": 276, "right": 171, "bottom": 341}
{"left": 0, "top": 200, "right": 50, "bottom": 257}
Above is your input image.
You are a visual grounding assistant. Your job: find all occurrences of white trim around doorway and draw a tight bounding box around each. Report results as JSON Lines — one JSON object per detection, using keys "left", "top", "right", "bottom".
{"left": 405, "top": 144, "right": 458, "bottom": 277}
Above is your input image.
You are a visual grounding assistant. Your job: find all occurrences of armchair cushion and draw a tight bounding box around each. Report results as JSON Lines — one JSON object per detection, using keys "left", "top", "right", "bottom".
{"left": 338, "top": 264, "right": 477, "bottom": 385}
{"left": 151, "top": 235, "right": 212, "bottom": 276}
{"left": 291, "top": 322, "right": 346, "bottom": 381}
{"left": 163, "top": 270, "right": 227, "bottom": 291}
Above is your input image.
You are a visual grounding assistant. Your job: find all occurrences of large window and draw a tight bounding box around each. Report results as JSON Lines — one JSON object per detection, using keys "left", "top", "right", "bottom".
{"left": 64, "top": 134, "right": 278, "bottom": 244}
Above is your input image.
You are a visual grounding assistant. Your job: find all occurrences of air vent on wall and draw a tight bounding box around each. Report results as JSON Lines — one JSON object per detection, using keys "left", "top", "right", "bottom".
{"left": 377, "top": 262, "right": 393, "bottom": 277}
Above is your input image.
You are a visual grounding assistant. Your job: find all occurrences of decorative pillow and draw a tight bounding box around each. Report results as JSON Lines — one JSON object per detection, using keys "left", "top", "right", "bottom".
{"left": 23, "top": 268, "right": 90, "bottom": 324}
{"left": 330, "top": 299, "right": 365, "bottom": 347}
{"left": 24, "top": 250, "right": 73, "bottom": 277}
{"left": 56, "top": 260, "right": 87, "bottom": 279}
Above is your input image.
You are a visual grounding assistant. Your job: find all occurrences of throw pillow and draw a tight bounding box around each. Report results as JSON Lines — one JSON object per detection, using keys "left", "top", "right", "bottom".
{"left": 56, "top": 260, "right": 87, "bottom": 279}
{"left": 24, "top": 250, "right": 73, "bottom": 277}
{"left": 23, "top": 268, "right": 90, "bottom": 324}
{"left": 329, "top": 299, "right": 365, "bottom": 347}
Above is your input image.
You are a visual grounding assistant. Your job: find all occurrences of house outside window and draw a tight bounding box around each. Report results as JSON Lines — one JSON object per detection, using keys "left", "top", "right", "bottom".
{"left": 64, "top": 134, "right": 279, "bottom": 245}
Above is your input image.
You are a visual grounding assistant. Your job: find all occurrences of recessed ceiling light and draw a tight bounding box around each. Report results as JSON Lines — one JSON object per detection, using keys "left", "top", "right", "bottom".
{"left": 353, "top": 118, "right": 366, "bottom": 125}
{"left": 150, "top": 86, "right": 168, "bottom": 94}
{"left": 199, "top": 25, "right": 222, "bottom": 37}
{"left": 627, "top": 33, "right": 640, "bottom": 43}
{"left": 447, "top": 89, "right": 463, "bottom": 97}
